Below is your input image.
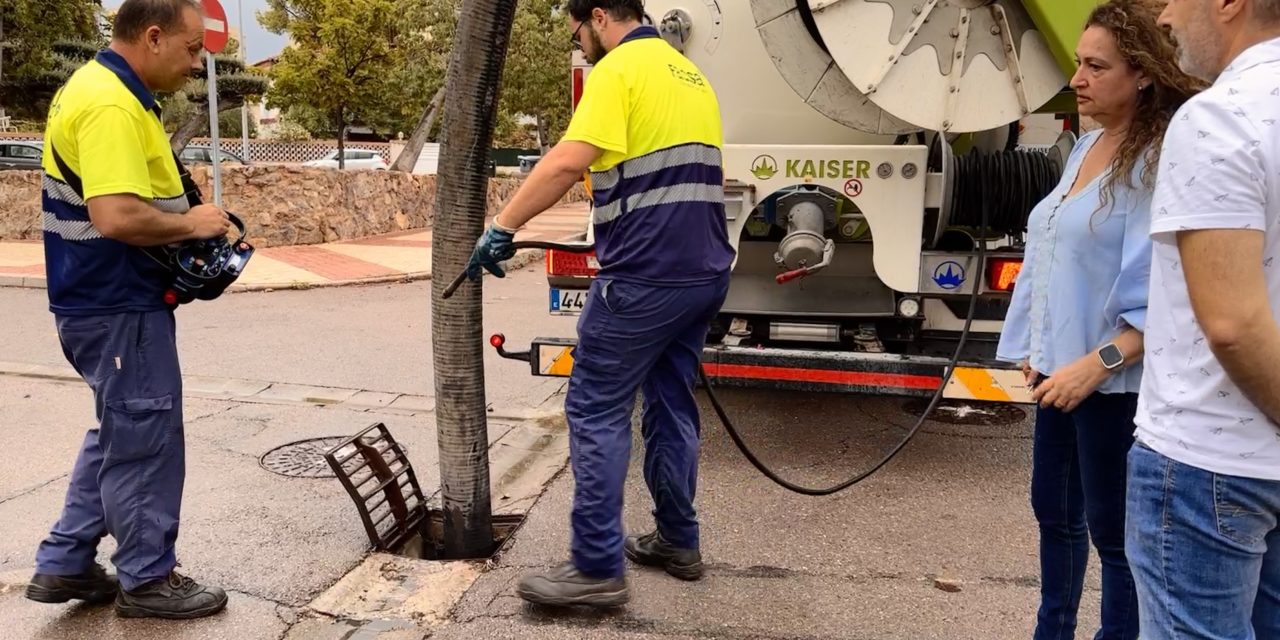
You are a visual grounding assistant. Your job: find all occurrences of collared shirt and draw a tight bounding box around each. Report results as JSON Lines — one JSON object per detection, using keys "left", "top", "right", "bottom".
{"left": 1134, "top": 36, "right": 1280, "bottom": 480}
{"left": 561, "top": 25, "right": 735, "bottom": 286}
{"left": 41, "top": 49, "right": 190, "bottom": 316}
{"left": 996, "top": 128, "right": 1154, "bottom": 395}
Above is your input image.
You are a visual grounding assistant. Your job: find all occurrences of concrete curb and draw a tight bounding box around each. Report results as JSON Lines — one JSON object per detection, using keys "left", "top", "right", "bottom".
{"left": 0, "top": 360, "right": 437, "bottom": 414}
{"left": 0, "top": 249, "right": 548, "bottom": 294}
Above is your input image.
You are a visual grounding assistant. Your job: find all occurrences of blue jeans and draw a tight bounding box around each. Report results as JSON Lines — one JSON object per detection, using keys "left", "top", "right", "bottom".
{"left": 565, "top": 274, "right": 729, "bottom": 579}
{"left": 1125, "top": 441, "right": 1280, "bottom": 639}
{"left": 35, "top": 311, "right": 185, "bottom": 591}
{"left": 1032, "top": 391, "right": 1140, "bottom": 640}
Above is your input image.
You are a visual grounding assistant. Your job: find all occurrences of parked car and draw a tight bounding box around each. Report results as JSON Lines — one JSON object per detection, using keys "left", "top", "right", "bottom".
{"left": 303, "top": 148, "right": 388, "bottom": 171}
{"left": 178, "top": 145, "right": 248, "bottom": 166}
{"left": 0, "top": 141, "right": 43, "bottom": 171}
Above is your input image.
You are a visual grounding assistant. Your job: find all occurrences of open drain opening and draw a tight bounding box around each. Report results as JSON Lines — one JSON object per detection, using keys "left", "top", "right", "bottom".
{"left": 900, "top": 399, "right": 1027, "bottom": 426}
{"left": 402, "top": 511, "right": 525, "bottom": 561}
{"left": 318, "top": 422, "right": 526, "bottom": 561}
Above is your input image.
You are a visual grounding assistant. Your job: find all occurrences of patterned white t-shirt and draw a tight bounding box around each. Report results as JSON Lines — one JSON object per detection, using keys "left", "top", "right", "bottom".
{"left": 1134, "top": 37, "right": 1280, "bottom": 480}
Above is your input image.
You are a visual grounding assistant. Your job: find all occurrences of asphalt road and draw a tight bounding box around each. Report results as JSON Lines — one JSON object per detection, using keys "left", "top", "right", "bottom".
{"left": 445, "top": 386, "right": 1104, "bottom": 640}
{"left": 0, "top": 267, "right": 1105, "bottom": 639}
{"left": 0, "top": 263, "right": 576, "bottom": 413}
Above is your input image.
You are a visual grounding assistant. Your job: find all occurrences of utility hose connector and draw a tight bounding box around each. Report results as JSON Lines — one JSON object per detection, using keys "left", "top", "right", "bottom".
{"left": 776, "top": 239, "right": 835, "bottom": 284}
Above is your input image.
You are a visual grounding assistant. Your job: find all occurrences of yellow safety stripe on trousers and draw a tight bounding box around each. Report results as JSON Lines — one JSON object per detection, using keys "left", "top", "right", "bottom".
{"left": 943, "top": 367, "right": 1034, "bottom": 404}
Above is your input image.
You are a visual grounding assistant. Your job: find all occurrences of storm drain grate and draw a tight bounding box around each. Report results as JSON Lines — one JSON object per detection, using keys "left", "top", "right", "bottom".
{"left": 901, "top": 399, "right": 1027, "bottom": 426}
{"left": 323, "top": 423, "right": 428, "bottom": 552}
{"left": 260, "top": 436, "right": 409, "bottom": 479}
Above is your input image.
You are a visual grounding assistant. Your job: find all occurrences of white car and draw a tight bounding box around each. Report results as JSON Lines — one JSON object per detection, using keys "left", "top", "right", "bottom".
{"left": 303, "top": 148, "right": 388, "bottom": 170}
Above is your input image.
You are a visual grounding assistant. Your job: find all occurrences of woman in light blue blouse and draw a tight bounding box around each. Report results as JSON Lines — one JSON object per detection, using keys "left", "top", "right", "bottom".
{"left": 995, "top": 2, "right": 1204, "bottom": 639}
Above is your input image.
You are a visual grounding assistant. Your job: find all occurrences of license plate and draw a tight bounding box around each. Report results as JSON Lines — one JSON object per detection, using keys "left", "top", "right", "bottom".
{"left": 550, "top": 288, "right": 589, "bottom": 315}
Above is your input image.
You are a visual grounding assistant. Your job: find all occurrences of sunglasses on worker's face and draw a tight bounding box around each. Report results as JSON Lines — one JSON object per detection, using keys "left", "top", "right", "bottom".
{"left": 570, "top": 21, "right": 584, "bottom": 51}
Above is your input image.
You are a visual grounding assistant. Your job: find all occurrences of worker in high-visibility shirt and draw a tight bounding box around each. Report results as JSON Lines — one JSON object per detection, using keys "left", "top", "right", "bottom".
{"left": 25, "top": 0, "right": 230, "bottom": 621}
{"left": 466, "top": 0, "right": 735, "bottom": 609}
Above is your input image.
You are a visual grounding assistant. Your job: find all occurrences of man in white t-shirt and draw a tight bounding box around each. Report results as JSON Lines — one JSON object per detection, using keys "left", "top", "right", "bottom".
{"left": 1129, "top": 1, "right": 1280, "bottom": 637}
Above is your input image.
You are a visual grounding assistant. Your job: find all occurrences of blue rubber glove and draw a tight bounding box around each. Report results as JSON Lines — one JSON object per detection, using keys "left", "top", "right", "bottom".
{"left": 465, "top": 221, "right": 518, "bottom": 281}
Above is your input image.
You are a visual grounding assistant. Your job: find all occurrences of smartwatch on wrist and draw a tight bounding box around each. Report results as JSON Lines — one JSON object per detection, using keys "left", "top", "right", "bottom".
{"left": 1098, "top": 343, "right": 1124, "bottom": 371}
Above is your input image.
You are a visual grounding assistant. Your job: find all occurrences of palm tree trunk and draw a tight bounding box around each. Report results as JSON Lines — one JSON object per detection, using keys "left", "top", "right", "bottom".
{"left": 431, "top": 0, "right": 518, "bottom": 558}
{"left": 391, "top": 83, "right": 446, "bottom": 173}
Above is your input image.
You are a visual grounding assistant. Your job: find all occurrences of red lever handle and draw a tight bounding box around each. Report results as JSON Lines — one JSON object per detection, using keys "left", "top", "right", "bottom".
{"left": 776, "top": 268, "right": 809, "bottom": 284}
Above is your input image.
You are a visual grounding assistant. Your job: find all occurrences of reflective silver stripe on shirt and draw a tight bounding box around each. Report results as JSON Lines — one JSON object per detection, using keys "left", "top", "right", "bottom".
{"left": 591, "top": 167, "right": 620, "bottom": 192}
{"left": 623, "top": 144, "right": 722, "bottom": 179}
{"left": 593, "top": 182, "right": 723, "bottom": 225}
{"left": 43, "top": 211, "right": 103, "bottom": 241}
{"left": 42, "top": 175, "right": 86, "bottom": 207}
{"left": 153, "top": 194, "right": 190, "bottom": 213}
{"left": 44, "top": 174, "right": 189, "bottom": 214}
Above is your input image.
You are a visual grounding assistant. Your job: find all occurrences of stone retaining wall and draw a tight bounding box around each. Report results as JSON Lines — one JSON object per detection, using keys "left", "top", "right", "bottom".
{"left": 0, "top": 166, "right": 588, "bottom": 247}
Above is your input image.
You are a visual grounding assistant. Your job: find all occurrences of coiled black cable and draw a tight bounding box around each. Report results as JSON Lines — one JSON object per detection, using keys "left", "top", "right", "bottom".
{"left": 949, "top": 148, "right": 1059, "bottom": 236}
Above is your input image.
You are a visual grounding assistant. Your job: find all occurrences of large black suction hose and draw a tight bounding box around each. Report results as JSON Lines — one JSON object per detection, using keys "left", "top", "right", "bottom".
{"left": 442, "top": 208, "right": 988, "bottom": 495}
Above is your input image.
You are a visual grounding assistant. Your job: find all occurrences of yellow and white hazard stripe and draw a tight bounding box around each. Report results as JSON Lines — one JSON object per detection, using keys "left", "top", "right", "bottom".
{"left": 944, "top": 367, "right": 1035, "bottom": 404}
{"left": 538, "top": 344, "right": 576, "bottom": 377}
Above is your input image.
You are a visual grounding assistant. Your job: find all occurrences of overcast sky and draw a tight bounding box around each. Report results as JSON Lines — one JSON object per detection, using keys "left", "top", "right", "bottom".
{"left": 102, "top": 0, "right": 288, "bottom": 63}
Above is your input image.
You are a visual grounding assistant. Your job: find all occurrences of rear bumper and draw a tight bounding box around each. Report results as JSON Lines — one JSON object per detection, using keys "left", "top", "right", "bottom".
{"left": 496, "top": 336, "right": 1033, "bottom": 404}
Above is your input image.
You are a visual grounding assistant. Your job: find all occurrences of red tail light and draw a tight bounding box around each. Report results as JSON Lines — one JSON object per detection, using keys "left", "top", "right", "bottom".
{"left": 987, "top": 258, "right": 1023, "bottom": 292}
{"left": 547, "top": 249, "right": 599, "bottom": 278}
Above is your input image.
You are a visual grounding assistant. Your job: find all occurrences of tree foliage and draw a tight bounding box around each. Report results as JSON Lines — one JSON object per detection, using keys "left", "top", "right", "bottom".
{"left": 260, "top": 0, "right": 427, "bottom": 165}
{"left": 167, "top": 37, "right": 270, "bottom": 150}
{"left": 498, "top": 0, "right": 571, "bottom": 152}
{"left": 263, "top": 0, "right": 571, "bottom": 157}
{"left": 0, "top": 0, "right": 104, "bottom": 119}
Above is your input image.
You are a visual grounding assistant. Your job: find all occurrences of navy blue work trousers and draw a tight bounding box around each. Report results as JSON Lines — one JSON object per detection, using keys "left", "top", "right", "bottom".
{"left": 35, "top": 311, "right": 185, "bottom": 591}
{"left": 565, "top": 274, "right": 729, "bottom": 579}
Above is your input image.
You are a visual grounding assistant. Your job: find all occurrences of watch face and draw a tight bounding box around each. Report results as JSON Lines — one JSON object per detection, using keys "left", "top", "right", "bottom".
{"left": 1100, "top": 344, "right": 1124, "bottom": 368}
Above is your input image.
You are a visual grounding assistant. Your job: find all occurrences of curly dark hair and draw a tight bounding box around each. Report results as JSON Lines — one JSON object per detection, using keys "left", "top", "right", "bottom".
{"left": 1086, "top": 0, "right": 1207, "bottom": 215}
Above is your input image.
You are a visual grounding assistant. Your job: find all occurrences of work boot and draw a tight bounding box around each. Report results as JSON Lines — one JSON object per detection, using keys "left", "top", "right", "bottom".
{"left": 26, "top": 563, "right": 118, "bottom": 604}
{"left": 516, "top": 562, "right": 629, "bottom": 608}
{"left": 114, "top": 570, "right": 228, "bottom": 620}
{"left": 624, "top": 530, "right": 704, "bottom": 581}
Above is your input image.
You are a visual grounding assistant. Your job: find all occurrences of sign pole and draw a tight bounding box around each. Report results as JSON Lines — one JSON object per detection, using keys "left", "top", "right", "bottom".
{"left": 207, "top": 50, "right": 222, "bottom": 207}
{"left": 201, "top": 0, "right": 229, "bottom": 207}
{"left": 237, "top": 0, "right": 249, "bottom": 162}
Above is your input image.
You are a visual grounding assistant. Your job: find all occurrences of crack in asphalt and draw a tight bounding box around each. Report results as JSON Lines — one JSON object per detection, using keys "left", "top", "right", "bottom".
{"left": 462, "top": 608, "right": 881, "bottom": 640}
{"left": 0, "top": 473, "right": 69, "bottom": 507}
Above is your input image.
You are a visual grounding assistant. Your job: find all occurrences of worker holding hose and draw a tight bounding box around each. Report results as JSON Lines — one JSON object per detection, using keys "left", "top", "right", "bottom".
{"left": 465, "top": 0, "right": 734, "bottom": 608}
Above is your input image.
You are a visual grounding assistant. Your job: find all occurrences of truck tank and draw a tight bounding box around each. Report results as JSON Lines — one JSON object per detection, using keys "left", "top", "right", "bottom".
{"left": 644, "top": 0, "right": 1069, "bottom": 137}
{"left": 628, "top": 0, "right": 1077, "bottom": 349}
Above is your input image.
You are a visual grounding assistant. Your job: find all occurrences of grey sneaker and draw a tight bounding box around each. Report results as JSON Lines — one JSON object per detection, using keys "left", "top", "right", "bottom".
{"left": 624, "top": 530, "right": 703, "bottom": 581}
{"left": 516, "top": 562, "right": 629, "bottom": 607}
{"left": 26, "top": 563, "right": 118, "bottom": 604}
{"left": 114, "top": 570, "right": 228, "bottom": 620}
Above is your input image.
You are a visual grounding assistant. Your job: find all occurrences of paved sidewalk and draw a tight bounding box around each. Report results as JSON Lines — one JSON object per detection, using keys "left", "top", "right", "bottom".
{"left": 0, "top": 202, "right": 589, "bottom": 292}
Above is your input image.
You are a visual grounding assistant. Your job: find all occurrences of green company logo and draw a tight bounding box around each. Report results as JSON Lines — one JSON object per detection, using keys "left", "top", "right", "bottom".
{"left": 751, "top": 155, "right": 778, "bottom": 180}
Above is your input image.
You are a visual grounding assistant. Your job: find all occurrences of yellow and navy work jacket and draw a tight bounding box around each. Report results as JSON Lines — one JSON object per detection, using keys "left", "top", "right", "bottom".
{"left": 562, "top": 26, "right": 734, "bottom": 285}
{"left": 41, "top": 49, "right": 191, "bottom": 316}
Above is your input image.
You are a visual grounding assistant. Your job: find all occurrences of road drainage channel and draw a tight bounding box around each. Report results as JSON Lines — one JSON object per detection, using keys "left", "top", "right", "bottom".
{"left": 900, "top": 399, "right": 1027, "bottom": 426}
{"left": 259, "top": 422, "right": 525, "bottom": 561}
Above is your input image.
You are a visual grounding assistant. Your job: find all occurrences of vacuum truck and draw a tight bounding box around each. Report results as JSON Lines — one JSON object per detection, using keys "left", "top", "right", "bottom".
{"left": 496, "top": 0, "right": 1094, "bottom": 405}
